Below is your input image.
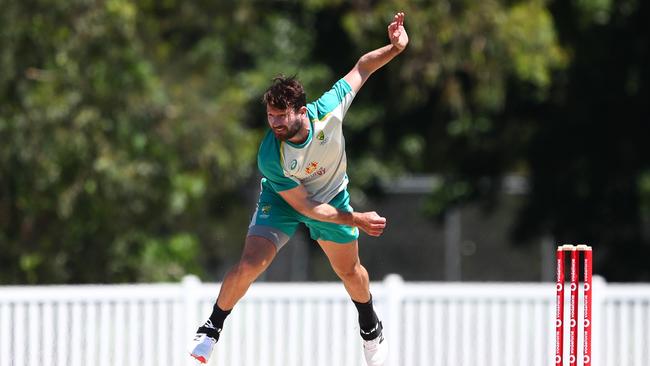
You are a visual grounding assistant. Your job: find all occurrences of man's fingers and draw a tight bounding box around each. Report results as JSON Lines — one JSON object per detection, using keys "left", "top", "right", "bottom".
{"left": 388, "top": 11, "right": 406, "bottom": 40}
{"left": 360, "top": 224, "right": 385, "bottom": 236}
{"left": 365, "top": 222, "right": 386, "bottom": 236}
{"left": 365, "top": 229, "right": 383, "bottom": 237}
{"left": 395, "top": 12, "right": 402, "bottom": 24}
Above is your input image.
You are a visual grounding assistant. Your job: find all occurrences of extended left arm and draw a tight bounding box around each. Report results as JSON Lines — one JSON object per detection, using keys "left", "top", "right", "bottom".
{"left": 344, "top": 12, "right": 409, "bottom": 93}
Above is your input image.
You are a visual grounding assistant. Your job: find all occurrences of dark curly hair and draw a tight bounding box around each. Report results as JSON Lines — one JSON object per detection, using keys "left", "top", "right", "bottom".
{"left": 262, "top": 75, "right": 306, "bottom": 111}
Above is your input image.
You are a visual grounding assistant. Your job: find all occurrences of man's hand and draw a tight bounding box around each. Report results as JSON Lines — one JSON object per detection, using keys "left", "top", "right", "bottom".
{"left": 343, "top": 11, "right": 409, "bottom": 92}
{"left": 388, "top": 12, "right": 409, "bottom": 52}
{"left": 352, "top": 211, "right": 387, "bottom": 237}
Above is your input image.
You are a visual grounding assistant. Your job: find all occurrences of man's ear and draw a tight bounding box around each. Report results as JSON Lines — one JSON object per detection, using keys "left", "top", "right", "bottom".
{"left": 298, "top": 106, "right": 308, "bottom": 115}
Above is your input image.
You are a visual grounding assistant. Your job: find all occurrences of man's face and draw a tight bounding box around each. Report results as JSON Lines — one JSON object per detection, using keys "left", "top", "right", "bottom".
{"left": 266, "top": 105, "right": 304, "bottom": 141}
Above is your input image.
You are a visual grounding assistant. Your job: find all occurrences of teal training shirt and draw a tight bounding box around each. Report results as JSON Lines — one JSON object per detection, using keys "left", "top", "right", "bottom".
{"left": 258, "top": 78, "right": 356, "bottom": 203}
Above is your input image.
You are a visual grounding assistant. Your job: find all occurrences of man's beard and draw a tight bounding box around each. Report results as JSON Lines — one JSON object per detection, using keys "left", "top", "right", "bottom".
{"left": 273, "top": 118, "right": 302, "bottom": 141}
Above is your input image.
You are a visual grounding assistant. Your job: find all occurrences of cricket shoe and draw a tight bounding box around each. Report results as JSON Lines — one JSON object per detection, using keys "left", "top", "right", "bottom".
{"left": 189, "top": 320, "right": 220, "bottom": 364}
{"left": 189, "top": 333, "right": 216, "bottom": 364}
{"left": 362, "top": 322, "right": 387, "bottom": 366}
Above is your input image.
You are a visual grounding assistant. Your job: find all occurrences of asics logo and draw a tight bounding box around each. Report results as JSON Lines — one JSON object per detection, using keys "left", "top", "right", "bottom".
{"left": 202, "top": 319, "right": 220, "bottom": 331}
{"left": 360, "top": 323, "right": 380, "bottom": 335}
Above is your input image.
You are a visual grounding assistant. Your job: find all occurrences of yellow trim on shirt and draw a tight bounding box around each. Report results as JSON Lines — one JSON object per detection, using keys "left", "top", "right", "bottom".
{"left": 311, "top": 111, "right": 333, "bottom": 123}
{"left": 279, "top": 141, "right": 285, "bottom": 165}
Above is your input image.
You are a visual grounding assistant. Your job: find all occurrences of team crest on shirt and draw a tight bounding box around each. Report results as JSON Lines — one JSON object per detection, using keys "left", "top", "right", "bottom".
{"left": 317, "top": 130, "right": 328, "bottom": 145}
{"left": 260, "top": 204, "right": 271, "bottom": 218}
{"left": 305, "top": 161, "right": 319, "bottom": 174}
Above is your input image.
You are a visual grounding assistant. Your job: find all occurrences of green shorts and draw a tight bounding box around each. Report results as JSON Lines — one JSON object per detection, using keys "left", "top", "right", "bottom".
{"left": 247, "top": 189, "right": 359, "bottom": 249}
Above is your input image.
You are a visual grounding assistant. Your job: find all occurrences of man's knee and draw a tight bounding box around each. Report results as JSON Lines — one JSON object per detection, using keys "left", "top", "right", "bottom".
{"left": 233, "top": 236, "right": 276, "bottom": 281}
{"left": 334, "top": 263, "right": 364, "bottom": 282}
{"left": 235, "top": 255, "right": 268, "bottom": 280}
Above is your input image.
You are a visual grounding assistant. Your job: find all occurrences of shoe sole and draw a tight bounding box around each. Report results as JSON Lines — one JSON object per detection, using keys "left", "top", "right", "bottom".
{"left": 190, "top": 353, "right": 207, "bottom": 364}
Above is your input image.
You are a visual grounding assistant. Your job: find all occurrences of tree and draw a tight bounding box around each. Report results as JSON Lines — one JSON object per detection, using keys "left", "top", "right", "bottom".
{"left": 1, "top": 0, "right": 647, "bottom": 283}
{"left": 516, "top": 0, "right": 650, "bottom": 280}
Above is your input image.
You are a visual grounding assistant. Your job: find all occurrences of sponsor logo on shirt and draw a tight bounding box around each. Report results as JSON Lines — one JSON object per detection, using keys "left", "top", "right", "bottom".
{"left": 306, "top": 166, "right": 326, "bottom": 181}
{"left": 290, "top": 159, "right": 297, "bottom": 170}
{"left": 305, "top": 161, "right": 319, "bottom": 174}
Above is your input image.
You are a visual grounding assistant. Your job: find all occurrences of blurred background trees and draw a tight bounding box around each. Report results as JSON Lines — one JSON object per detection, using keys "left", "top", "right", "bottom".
{"left": 1, "top": 0, "right": 648, "bottom": 284}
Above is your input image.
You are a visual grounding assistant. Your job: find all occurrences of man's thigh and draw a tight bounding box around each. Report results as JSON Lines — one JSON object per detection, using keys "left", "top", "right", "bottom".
{"left": 317, "top": 239, "right": 360, "bottom": 271}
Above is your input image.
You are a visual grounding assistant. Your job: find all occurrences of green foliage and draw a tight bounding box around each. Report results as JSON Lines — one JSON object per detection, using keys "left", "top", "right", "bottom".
{"left": 1, "top": 0, "right": 648, "bottom": 282}
{"left": 576, "top": 0, "right": 613, "bottom": 26}
{"left": 424, "top": 179, "right": 474, "bottom": 219}
{"left": 340, "top": 0, "right": 568, "bottom": 212}
{"left": 639, "top": 172, "right": 650, "bottom": 217}
{"left": 498, "top": 1, "right": 568, "bottom": 91}
{"left": 0, "top": 0, "right": 336, "bottom": 284}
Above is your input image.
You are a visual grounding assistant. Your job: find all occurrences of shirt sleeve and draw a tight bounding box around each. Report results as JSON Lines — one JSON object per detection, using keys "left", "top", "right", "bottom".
{"left": 307, "top": 78, "right": 356, "bottom": 121}
{"left": 257, "top": 133, "right": 300, "bottom": 192}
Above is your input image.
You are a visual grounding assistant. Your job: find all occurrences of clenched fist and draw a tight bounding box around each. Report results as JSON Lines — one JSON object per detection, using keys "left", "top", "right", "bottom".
{"left": 352, "top": 211, "right": 387, "bottom": 237}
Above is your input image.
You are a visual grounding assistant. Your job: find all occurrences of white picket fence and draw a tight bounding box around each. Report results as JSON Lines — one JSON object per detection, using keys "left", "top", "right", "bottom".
{"left": 0, "top": 274, "right": 649, "bottom": 366}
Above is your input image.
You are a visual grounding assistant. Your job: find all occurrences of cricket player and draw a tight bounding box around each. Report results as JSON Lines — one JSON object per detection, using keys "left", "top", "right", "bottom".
{"left": 190, "top": 12, "right": 408, "bottom": 366}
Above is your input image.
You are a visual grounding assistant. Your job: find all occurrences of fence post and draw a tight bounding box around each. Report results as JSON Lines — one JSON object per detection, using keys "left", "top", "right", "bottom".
{"left": 591, "top": 275, "right": 606, "bottom": 366}
{"left": 182, "top": 275, "right": 201, "bottom": 365}
{"left": 384, "top": 274, "right": 404, "bottom": 366}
